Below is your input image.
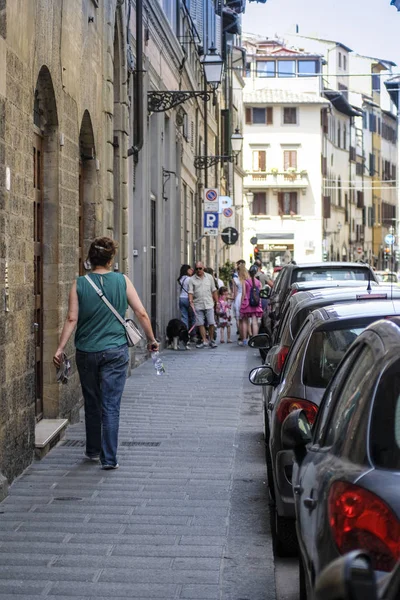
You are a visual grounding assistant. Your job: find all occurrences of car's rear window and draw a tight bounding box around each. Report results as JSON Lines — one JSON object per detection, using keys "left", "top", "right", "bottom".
{"left": 292, "top": 268, "right": 371, "bottom": 283}
{"left": 303, "top": 326, "right": 365, "bottom": 388}
{"left": 370, "top": 363, "right": 400, "bottom": 470}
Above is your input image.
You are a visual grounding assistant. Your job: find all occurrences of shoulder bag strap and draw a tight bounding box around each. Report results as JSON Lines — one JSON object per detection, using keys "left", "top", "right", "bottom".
{"left": 84, "top": 274, "right": 126, "bottom": 327}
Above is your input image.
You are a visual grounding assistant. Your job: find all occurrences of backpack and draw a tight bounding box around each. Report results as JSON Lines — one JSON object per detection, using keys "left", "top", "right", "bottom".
{"left": 249, "top": 278, "right": 260, "bottom": 307}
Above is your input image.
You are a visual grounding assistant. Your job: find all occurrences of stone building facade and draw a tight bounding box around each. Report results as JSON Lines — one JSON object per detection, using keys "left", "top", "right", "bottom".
{"left": 0, "top": 0, "right": 130, "bottom": 488}
{"left": 0, "top": 0, "right": 246, "bottom": 490}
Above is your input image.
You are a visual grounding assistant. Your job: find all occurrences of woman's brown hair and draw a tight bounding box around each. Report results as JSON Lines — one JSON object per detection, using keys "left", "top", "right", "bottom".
{"left": 87, "top": 237, "right": 118, "bottom": 268}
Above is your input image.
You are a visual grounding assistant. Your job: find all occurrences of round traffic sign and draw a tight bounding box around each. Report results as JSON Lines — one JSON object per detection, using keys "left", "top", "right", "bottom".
{"left": 385, "top": 233, "right": 395, "bottom": 245}
{"left": 221, "top": 227, "right": 239, "bottom": 246}
{"left": 223, "top": 207, "right": 233, "bottom": 218}
{"left": 205, "top": 189, "right": 218, "bottom": 202}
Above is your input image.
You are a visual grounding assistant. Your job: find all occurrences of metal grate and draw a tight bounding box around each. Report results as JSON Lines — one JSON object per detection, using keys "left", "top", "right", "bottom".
{"left": 61, "top": 440, "right": 160, "bottom": 448}
{"left": 62, "top": 440, "right": 85, "bottom": 447}
{"left": 122, "top": 441, "right": 160, "bottom": 447}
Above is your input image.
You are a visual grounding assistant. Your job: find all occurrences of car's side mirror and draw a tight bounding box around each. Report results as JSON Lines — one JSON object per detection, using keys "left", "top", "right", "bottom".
{"left": 248, "top": 333, "right": 271, "bottom": 349}
{"left": 315, "top": 551, "right": 377, "bottom": 600}
{"left": 281, "top": 409, "right": 312, "bottom": 462}
{"left": 249, "top": 365, "right": 276, "bottom": 386}
{"left": 260, "top": 285, "right": 271, "bottom": 299}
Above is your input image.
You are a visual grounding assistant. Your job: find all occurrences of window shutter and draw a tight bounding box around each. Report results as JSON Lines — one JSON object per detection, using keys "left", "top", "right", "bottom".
{"left": 215, "top": 15, "right": 222, "bottom": 54}
{"left": 323, "top": 196, "right": 331, "bottom": 219}
{"left": 290, "top": 150, "right": 297, "bottom": 169}
{"left": 245, "top": 108, "right": 252, "bottom": 125}
{"left": 252, "top": 151, "right": 259, "bottom": 171}
{"left": 278, "top": 192, "right": 284, "bottom": 215}
{"left": 290, "top": 192, "right": 298, "bottom": 214}
{"left": 284, "top": 151, "right": 290, "bottom": 170}
{"left": 259, "top": 150, "right": 266, "bottom": 171}
{"left": 266, "top": 107, "right": 273, "bottom": 125}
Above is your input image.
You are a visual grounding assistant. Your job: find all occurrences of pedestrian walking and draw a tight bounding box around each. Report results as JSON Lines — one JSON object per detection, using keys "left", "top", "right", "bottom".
{"left": 188, "top": 261, "right": 218, "bottom": 348}
{"left": 53, "top": 237, "right": 158, "bottom": 470}
{"left": 177, "top": 264, "right": 195, "bottom": 330}
{"left": 215, "top": 286, "right": 232, "bottom": 343}
{"left": 239, "top": 264, "right": 263, "bottom": 344}
{"left": 233, "top": 262, "right": 247, "bottom": 344}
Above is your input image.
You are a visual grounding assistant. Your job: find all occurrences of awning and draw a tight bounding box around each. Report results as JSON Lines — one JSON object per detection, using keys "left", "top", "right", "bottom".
{"left": 324, "top": 90, "right": 364, "bottom": 117}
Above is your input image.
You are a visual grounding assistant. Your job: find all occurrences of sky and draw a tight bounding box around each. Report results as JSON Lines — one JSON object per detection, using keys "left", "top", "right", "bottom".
{"left": 242, "top": 0, "right": 400, "bottom": 70}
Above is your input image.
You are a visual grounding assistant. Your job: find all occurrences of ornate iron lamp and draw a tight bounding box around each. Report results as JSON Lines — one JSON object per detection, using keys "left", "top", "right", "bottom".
{"left": 194, "top": 127, "right": 243, "bottom": 169}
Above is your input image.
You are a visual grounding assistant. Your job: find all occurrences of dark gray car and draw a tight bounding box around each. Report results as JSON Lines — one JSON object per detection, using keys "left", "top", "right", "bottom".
{"left": 282, "top": 316, "right": 400, "bottom": 598}
{"left": 250, "top": 301, "right": 400, "bottom": 558}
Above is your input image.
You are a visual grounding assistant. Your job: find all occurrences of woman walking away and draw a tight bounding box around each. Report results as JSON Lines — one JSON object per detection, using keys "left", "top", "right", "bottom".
{"left": 239, "top": 264, "right": 263, "bottom": 345}
{"left": 53, "top": 237, "right": 158, "bottom": 470}
{"left": 233, "top": 263, "right": 247, "bottom": 344}
{"left": 177, "top": 264, "right": 194, "bottom": 329}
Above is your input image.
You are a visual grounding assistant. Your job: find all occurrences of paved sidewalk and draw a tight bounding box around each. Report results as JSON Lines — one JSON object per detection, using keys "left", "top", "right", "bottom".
{"left": 0, "top": 342, "right": 275, "bottom": 600}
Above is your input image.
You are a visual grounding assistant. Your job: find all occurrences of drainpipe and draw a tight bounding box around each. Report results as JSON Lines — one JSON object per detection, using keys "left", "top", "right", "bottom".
{"left": 128, "top": 0, "right": 143, "bottom": 158}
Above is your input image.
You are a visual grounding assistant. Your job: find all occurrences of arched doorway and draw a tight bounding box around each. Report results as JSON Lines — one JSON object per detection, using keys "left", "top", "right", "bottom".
{"left": 79, "top": 111, "right": 97, "bottom": 275}
{"left": 33, "top": 66, "right": 59, "bottom": 420}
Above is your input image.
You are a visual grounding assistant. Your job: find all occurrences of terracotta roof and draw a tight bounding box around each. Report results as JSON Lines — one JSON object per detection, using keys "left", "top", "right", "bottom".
{"left": 243, "top": 89, "right": 329, "bottom": 105}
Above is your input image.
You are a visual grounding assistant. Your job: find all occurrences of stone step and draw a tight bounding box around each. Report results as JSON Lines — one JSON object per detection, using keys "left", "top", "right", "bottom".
{"left": 34, "top": 418, "right": 69, "bottom": 460}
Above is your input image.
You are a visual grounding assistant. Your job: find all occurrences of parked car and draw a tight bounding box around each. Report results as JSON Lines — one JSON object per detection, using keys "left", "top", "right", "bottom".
{"left": 375, "top": 271, "right": 400, "bottom": 284}
{"left": 315, "top": 551, "right": 400, "bottom": 600}
{"left": 281, "top": 317, "right": 400, "bottom": 598}
{"left": 267, "top": 262, "right": 378, "bottom": 333}
{"left": 250, "top": 301, "right": 400, "bottom": 558}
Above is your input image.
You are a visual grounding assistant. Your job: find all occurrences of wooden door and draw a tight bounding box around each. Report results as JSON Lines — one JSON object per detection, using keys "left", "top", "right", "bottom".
{"left": 33, "top": 130, "right": 43, "bottom": 420}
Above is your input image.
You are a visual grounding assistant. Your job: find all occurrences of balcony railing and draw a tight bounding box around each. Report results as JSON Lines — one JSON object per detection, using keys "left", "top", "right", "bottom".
{"left": 245, "top": 170, "right": 309, "bottom": 188}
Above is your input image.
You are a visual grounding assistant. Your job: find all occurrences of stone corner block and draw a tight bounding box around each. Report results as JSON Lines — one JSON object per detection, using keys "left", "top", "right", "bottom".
{"left": 0, "top": 472, "right": 8, "bottom": 502}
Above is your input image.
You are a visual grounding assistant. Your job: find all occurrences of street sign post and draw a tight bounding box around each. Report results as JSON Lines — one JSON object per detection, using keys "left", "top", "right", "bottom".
{"left": 221, "top": 227, "right": 239, "bottom": 245}
{"left": 203, "top": 212, "right": 219, "bottom": 236}
{"left": 221, "top": 206, "right": 235, "bottom": 228}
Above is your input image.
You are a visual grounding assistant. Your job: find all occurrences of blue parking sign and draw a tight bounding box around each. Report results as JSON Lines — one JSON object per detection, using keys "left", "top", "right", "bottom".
{"left": 203, "top": 212, "right": 219, "bottom": 236}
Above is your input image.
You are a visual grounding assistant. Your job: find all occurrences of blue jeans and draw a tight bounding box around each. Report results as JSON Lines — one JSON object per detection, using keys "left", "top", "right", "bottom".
{"left": 76, "top": 344, "right": 129, "bottom": 467}
{"left": 179, "top": 297, "right": 195, "bottom": 331}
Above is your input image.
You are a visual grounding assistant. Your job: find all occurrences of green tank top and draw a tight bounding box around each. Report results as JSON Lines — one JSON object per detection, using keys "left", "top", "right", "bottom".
{"left": 75, "top": 272, "right": 128, "bottom": 352}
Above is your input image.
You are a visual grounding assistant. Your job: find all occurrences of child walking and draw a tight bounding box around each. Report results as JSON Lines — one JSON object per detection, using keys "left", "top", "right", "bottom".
{"left": 216, "top": 287, "right": 232, "bottom": 344}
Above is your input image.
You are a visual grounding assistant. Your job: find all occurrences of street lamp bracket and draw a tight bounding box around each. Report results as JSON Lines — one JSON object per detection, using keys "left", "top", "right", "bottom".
{"left": 148, "top": 90, "right": 211, "bottom": 113}
{"left": 194, "top": 155, "right": 234, "bottom": 169}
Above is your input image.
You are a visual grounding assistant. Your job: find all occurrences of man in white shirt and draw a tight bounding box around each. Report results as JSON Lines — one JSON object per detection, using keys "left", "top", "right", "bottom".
{"left": 188, "top": 262, "right": 218, "bottom": 348}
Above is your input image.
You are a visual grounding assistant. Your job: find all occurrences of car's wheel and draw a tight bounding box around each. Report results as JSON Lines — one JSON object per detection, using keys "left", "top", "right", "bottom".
{"left": 273, "top": 510, "right": 298, "bottom": 557}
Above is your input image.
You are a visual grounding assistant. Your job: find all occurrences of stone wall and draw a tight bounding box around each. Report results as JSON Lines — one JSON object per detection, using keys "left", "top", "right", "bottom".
{"left": 0, "top": 0, "right": 128, "bottom": 483}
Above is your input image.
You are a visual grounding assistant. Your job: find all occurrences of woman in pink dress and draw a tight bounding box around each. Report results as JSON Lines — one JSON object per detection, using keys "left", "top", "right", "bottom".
{"left": 239, "top": 265, "right": 263, "bottom": 345}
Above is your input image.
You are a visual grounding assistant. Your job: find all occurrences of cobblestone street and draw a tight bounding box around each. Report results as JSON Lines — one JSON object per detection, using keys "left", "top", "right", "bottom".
{"left": 0, "top": 343, "right": 275, "bottom": 600}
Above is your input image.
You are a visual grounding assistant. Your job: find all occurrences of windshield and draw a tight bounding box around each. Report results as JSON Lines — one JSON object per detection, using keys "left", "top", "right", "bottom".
{"left": 292, "top": 267, "right": 371, "bottom": 283}
{"left": 303, "top": 326, "right": 365, "bottom": 388}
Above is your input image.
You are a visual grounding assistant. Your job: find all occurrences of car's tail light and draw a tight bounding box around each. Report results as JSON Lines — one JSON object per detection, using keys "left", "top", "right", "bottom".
{"left": 276, "top": 397, "right": 318, "bottom": 425}
{"left": 290, "top": 289, "right": 298, "bottom": 296}
{"left": 329, "top": 481, "right": 400, "bottom": 572}
{"left": 276, "top": 345, "right": 290, "bottom": 372}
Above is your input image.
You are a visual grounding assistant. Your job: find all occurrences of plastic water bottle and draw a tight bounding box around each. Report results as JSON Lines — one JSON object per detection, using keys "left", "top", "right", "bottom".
{"left": 151, "top": 351, "right": 165, "bottom": 375}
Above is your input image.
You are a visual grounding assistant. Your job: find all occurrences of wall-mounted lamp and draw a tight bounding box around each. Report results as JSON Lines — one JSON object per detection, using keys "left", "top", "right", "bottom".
{"left": 194, "top": 127, "right": 243, "bottom": 169}
{"left": 148, "top": 46, "right": 224, "bottom": 113}
{"left": 162, "top": 168, "right": 177, "bottom": 201}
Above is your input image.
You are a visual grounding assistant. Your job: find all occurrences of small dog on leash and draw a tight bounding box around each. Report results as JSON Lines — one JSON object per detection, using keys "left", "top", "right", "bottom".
{"left": 166, "top": 319, "right": 190, "bottom": 350}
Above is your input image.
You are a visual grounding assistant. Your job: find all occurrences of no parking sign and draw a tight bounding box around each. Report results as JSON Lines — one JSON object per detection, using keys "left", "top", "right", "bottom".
{"left": 204, "top": 188, "right": 219, "bottom": 212}
{"left": 221, "top": 206, "right": 235, "bottom": 227}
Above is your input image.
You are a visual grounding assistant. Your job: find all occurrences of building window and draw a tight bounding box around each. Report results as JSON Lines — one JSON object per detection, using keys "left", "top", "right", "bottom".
{"left": 283, "top": 107, "right": 298, "bottom": 124}
{"left": 372, "top": 74, "right": 381, "bottom": 93}
{"left": 283, "top": 150, "right": 297, "bottom": 170}
{"left": 337, "top": 122, "right": 341, "bottom": 148}
{"left": 252, "top": 192, "right": 267, "bottom": 215}
{"left": 363, "top": 111, "right": 368, "bottom": 129}
{"left": 369, "top": 153, "right": 375, "bottom": 176}
{"left": 343, "top": 55, "right": 347, "bottom": 70}
{"left": 245, "top": 107, "right": 273, "bottom": 125}
{"left": 278, "top": 60, "right": 296, "bottom": 78}
{"left": 252, "top": 150, "right": 266, "bottom": 172}
{"left": 343, "top": 124, "right": 347, "bottom": 150}
{"left": 298, "top": 60, "right": 318, "bottom": 76}
{"left": 369, "top": 113, "right": 376, "bottom": 133}
{"left": 245, "top": 62, "right": 251, "bottom": 77}
{"left": 256, "top": 61, "right": 275, "bottom": 77}
{"left": 278, "top": 191, "right": 298, "bottom": 215}
{"left": 338, "top": 52, "right": 342, "bottom": 68}
{"left": 338, "top": 176, "right": 342, "bottom": 207}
